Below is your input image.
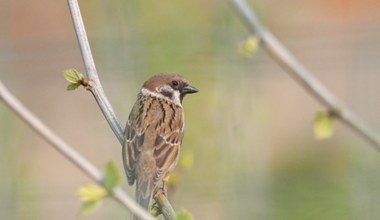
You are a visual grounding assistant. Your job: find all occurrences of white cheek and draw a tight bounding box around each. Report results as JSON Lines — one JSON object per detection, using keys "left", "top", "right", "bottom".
{"left": 156, "top": 85, "right": 171, "bottom": 93}
{"left": 141, "top": 88, "right": 182, "bottom": 107}
{"left": 172, "top": 90, "right": 181, "bottom": 105}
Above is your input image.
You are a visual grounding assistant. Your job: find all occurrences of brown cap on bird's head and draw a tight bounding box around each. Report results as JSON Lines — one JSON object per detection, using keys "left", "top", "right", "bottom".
{"left": 142, "top": 73, "right": 198, "bottom": 97}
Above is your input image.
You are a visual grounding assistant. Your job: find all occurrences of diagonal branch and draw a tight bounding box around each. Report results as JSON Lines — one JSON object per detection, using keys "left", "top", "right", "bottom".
{"left": 67, "top": 0, "right": 176, "bottom": 218}
{"left": 230, "top": 0, "right": 380, "bottom": 151}
{"left": 0, "top": 81, "right": 155, "bottom": 220}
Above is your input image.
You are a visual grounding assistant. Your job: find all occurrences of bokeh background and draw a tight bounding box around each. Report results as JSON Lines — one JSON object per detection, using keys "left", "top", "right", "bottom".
{"left": 1, "top": 0, "right": 380, "bottom": 219}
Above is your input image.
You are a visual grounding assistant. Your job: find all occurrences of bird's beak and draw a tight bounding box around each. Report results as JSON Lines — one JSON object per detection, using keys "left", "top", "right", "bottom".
{"left": 182, "top": 83, "right": 198, "bottom": 94}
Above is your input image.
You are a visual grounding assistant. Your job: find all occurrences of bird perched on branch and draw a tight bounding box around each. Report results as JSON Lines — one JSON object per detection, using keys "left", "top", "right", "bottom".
{"left": 123, "top": 73, "right": 198, "bottom": 219}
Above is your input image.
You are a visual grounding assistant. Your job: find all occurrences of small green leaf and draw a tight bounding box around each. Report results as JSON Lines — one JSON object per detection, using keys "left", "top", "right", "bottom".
{"left": 239, "top": 36, "right": 260, "bottom": 57}
{"left": 179, "top": 150, "right": 193, "bottom": 170}
{"left": 67, "top": 83, "right": 81, "bottom": 91}
{"left": 314, "top": 111, "right": 335, "bottom": 140}
{"left": 104, "top": 161, "right": 121, "bottom": 191}
{"left": 79, "top": 200, "right": 101, "bottom": 216}
{"left": 176, "top": 208, "right": 194, "bottom": 220}
{"left": 64, "top": 69, "right": 83, "bottom": 84}
{"left": 78, "top": 184, "right": 107, "bottom": 202}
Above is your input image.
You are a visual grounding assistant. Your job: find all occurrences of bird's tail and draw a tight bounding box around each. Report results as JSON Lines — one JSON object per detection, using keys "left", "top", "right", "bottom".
{"left": 131, "top": 177, "right": 154, "bottom": 220}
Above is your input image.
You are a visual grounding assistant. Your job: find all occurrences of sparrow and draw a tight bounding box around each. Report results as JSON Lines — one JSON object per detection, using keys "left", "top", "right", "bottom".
{"left": 122, "top": 73, "right": 198, "bottom": 217}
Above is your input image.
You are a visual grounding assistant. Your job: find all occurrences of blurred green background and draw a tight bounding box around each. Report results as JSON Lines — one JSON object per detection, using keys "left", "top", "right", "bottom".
{"left": 1, "top": 0, "right": 380, "bottom": 219}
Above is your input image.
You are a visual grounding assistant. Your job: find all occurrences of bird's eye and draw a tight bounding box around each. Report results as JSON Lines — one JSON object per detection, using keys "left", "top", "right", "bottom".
{"left": 171, "top": 80, "right": 179, "bottom": 87}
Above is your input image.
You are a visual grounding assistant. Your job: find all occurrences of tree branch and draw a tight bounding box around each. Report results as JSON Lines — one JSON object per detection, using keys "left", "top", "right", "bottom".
{"left": 67, "top": 0, "right": 176, "bottom": 218}
{"left": 230, "top": 0, "right": 380, "bottom": 151}
{"left": 154, "top": 192, "right": 176, "bottom": 220}
{"left": 67, "top": 0, "right": 124, "bottom": 143}
{"left": 0, "top": 81, "right": 155, "bottom": 220}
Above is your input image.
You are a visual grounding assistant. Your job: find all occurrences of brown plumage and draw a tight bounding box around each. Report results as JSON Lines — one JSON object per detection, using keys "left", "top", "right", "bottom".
{"left": 122, "top": 73, "right": 198, "bottom": 219}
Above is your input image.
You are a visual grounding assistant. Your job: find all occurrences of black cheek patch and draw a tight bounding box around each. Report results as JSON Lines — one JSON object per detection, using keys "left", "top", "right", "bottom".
{"left": 161, "top": 90, "right": 173, "bottom": 99}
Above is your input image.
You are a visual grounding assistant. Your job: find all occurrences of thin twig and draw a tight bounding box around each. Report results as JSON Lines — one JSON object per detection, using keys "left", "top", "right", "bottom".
{"left": 230, "top": 0, "right": 380, "bottom": 151}
{"left": 0, "top": 81, "right": 155, "bottom": 220}
{"left": 67, "top": 0, "right": 124, "bottom": 143}
{"left": 67, "top": 0, "right": 176, "bottom": 218}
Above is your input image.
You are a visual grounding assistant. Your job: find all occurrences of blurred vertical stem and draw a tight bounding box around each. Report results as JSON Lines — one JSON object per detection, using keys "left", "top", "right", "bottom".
{"left": 230, "top": 0, "right": 380, "bottom": 151}
{"left": 67, "top": 0, "right": 176, "bottom": 219}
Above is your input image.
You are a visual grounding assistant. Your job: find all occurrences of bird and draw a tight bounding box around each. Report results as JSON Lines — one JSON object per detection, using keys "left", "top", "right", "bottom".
{"left": 122, "top": 73, "right": 198, "bottom": 218}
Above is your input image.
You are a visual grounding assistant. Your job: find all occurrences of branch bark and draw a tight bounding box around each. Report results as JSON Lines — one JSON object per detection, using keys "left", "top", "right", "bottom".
{"left": 230, "top": 0, "right": 380, "bottom": 151}
{"left": 67, "top": 0, "right": 176, "bottom": 219}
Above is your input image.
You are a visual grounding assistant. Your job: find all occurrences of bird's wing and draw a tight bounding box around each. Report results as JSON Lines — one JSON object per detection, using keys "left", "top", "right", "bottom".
{"left": 152, "top": 129, "right": 183, "bottom": 183}
{"left": 122, "top": 94, "right": 147, "bottom": 185}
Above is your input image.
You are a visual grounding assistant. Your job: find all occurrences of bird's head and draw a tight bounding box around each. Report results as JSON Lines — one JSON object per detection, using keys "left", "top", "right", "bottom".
{"left": 142, "top": 73, "right": 198, "bottom": 106}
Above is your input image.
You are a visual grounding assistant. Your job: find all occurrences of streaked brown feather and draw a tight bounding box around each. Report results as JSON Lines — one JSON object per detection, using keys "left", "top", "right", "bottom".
{"left": 122, "top": 93, "right": 184, "bottom": 187}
